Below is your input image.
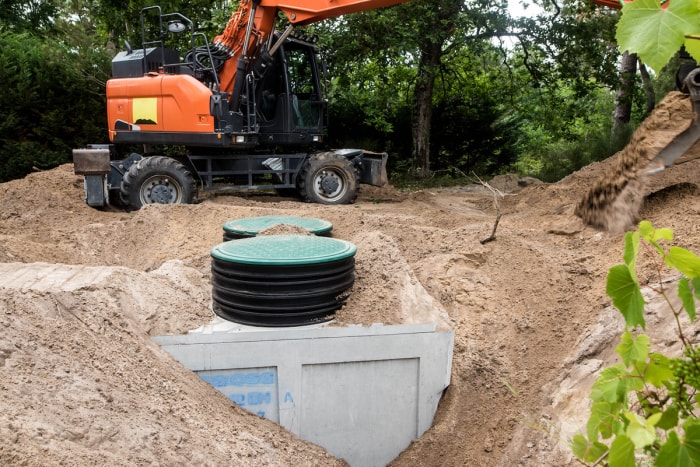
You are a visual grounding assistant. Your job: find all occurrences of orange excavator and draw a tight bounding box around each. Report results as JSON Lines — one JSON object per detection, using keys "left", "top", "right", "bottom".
{"left": 73, "top": 0, "right": 410, "bottom": 209}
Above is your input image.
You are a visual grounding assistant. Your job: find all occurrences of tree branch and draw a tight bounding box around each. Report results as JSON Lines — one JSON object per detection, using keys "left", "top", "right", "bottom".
{"left": 472, "top": 172, "right": 506, "bottom": 244}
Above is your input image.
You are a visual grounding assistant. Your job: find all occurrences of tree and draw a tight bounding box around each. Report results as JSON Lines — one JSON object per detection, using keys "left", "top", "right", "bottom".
{"left": 0, "top": 0, "right": 59, "bottom": 33}
{"left": 320, "top": 0, "right": 514, "bottom": 178}
{"left": 610, "top": 50, "right": 638, "bottom": 147}
{"left": 409, "top": 0, "right": 461, "bottom": 177}
{"left": 0, "top": 31, "right": 107, "bottom": 182}
{"left": 95, "top": 0, "right": 220, "bottom": 52}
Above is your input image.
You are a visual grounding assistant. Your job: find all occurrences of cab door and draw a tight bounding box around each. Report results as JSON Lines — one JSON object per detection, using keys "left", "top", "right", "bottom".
{"left": 283, "top": 42, "right": 324, "bottom": 131}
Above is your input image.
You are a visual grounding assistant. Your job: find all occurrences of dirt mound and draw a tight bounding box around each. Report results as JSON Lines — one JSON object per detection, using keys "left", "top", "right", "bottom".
{"left": 2, "top": 95, "right": 700, "bottom": 465}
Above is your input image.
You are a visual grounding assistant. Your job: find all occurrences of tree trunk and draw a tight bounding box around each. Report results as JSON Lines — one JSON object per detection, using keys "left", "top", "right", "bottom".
{"left": 409, "top": 0, "right": 461, "bottom": 179}
{"left": 611, "top": 50, "right": 637, "bottom": 148}
{"left": 411, "top": 41, "right": 441, "bottom": 178}
{"left": 638, "top": 60, "right": 655, "bottom": 115}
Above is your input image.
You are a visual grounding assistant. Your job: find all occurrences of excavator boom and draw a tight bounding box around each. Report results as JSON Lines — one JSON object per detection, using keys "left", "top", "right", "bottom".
{"left": 266, "top": 0, "right": 413, "bottom": 25}
{"left": 590, "top": 0, "right": 624, "bottom": 7}
{"left": 214, "top": 0, "right": 410, "bottom": 94}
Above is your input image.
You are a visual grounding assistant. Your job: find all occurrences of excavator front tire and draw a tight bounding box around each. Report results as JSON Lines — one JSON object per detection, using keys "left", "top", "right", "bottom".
{"left": 297, "top": 152, "right": 359, "bottom": 205}
{"left": 120, "top": 156, "right": 195, "bottom": 210}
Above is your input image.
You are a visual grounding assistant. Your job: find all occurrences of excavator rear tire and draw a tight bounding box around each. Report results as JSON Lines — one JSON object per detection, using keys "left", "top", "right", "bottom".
{"left": 297, "top": 152, "right": 359, "bottom": 205}
{"left": 120, "top": 156, "right": 195, "bottom": 210}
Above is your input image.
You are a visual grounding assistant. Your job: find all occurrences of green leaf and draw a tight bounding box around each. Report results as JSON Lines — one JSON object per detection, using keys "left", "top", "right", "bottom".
{"left": 607, "top": 264, "right": 646, "bottom": 329}
{"left": 616, "top": 0, "right": 700, "bottom": 74}
{"left": 624, "top": 411, "right": 659, "bottom": 449}
{"left": 608, "top": 434, "right": 636, "bottom": 467}
{"left": 693, "top": 277, "right": 700, "bottom": 299}
{"left": 656, "top": 427, "right": 700, "bottom": 467}
{"left": 638, "top": 220, "right": 673, "bottom": 255}
{"left": 656, "top": 406, "right": 679, "bottom": 431}
{"left": 683, "top": 421, "right": 700, "bottom": 461}
{"left": 637, "top": 220, "right": 653, "bottom": 237}
{"left": 639, "top": 220, "right": 673, "bottom": 244}
{"left": 571, "top": 433, "right": 609, "bottom": 463}
{"left": 644, "top": 353, "right": 674, "bottom": 387}
{"left": 571, "top": 434, "right": 588, "bottom": 460}
{"left": 666, "top": 246, "right": 700, "bottom": 279}
{"left": 588, "top": 401, "right": 619, "bottom": 439}
{"left": 687, "top": 36, "right": 700, "bottom": 65}
{"left": 623, "top": 231, "right": 640, "bottom": 268}
{"left": 616, "top": 331, "right": 649, "bottom": 367}
{"left": 679, "top": 278, "right": 697, "bottom": 322}
{"left": 592, "top": 364, "right": 630, "bottom": 404}
{"left": 657, "top": 431, "right": 683, "bottom": 467}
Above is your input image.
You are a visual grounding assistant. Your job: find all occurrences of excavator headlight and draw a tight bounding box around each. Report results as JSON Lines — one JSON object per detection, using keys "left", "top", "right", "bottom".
{"left": 235, "top": 135, "right": 246, "bottom": 143}
{"left": 313, "top": 135, "right": 323, "bottom": 142}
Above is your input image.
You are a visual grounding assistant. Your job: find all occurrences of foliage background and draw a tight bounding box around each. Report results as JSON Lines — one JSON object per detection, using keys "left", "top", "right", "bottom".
{"left": 0, "top": 0, "right": 680, "bottom": 184}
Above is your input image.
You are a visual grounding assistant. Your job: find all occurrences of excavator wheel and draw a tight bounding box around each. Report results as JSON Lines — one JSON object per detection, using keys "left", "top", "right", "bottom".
{"left": 120, "top": 156, "right": 195, "bottom": 210}
{"left": 297, "top": 152, "right": 359, "bottom": 205}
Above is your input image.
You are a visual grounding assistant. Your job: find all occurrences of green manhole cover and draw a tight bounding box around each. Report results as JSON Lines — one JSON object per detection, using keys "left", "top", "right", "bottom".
{"left": 211, "top": 234, "right": 356, "bottom": 266}
{"left": 222, "top": 215, "right": 332, "bottom": 239}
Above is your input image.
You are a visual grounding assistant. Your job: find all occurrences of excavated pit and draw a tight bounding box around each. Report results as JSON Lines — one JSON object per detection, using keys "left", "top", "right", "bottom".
{"left": 3, "top": 92, "right": 700, "bottom": 465}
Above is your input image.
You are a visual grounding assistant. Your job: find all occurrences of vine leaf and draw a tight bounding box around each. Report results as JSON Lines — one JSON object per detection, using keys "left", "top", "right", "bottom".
{"left": 643, "top": 353, "right": 673, "bottom": 388}
{"left": 588, "top": 401, "right": 618, "bottom": 440}
{"left": 616, "top": 0, "right": 700, "bottom": 73}
{"left": 607, "top": 264, "right": 646, "bottom": 329}
{"left": 608, "top": 434, "right": 636, "bottom": 467}
{"left": 625, "top": 412, "right": 660, "bottom": 449}
{"left": 571, "top": 434, "right": 609, "bottom": 463}
{"left": 679, "top": 278, "right": 697, "bottom": 322}
{"left": 656, "top": 405, "right": 679, "bottom": 431}
{"left": 639, "top": 220, "right": 673, "bottom": 256}
{"left": 656, "top": 423, "right": 700, "bottom": 466}
{"left": 592, "top": 364, "right": 633, "bottom": 404}
{"left": 616, "top": 331, "right": 648, "bottom": 367}
{"left": 687, "top": 37, "right": 700, "bottom": 64}
{"left": 623, "top": 230, "right": 639, "bottom": 270}
{"left": 666, "top": 246, "right": 700, "bottom": 279}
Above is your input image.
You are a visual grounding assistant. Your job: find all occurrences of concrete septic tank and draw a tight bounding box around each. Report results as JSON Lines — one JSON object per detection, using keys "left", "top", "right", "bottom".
{"left": 222, "top": 215, "right": 333, "bottom": 241}
{"left": 154, "top": 322, "right": 454, "bottom": 467}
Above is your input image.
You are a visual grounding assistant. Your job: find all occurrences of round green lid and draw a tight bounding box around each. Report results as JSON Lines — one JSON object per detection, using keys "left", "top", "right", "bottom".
{"left": 222, "top": 216, "right": 333, "bottom": 236}
{"left": 211, "top": 234, "right": 356, "bottom": 265}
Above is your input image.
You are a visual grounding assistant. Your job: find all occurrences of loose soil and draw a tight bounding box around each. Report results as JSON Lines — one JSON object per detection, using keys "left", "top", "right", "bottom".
{"left": 2, "top": 91, "right": 700, "bottom": 466}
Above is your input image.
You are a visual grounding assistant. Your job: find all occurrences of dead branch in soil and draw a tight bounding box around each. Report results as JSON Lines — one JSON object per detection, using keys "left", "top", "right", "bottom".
{"left": 473, "top": 173, "right": 504, "bottom": 244}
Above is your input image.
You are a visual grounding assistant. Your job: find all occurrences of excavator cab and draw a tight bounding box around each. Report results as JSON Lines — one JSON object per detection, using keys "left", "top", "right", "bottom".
{"left": 105, "top": 6, "right": 326, "bottom": 150}
{"left": 253, "top": 35, "right": 326, "bottom": 142}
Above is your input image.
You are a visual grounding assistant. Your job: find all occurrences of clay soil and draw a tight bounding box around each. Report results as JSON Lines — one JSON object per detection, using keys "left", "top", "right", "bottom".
{"left": 2, "top": 91, "right": 700, "bottom": 466}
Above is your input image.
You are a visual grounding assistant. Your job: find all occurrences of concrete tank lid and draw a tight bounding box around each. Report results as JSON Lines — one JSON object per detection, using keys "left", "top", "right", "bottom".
{"left": 211, "top": 234, "right": 356, "bottom": 265}
{"left": 222, "top": 216, "right": 333, "bottom": 236}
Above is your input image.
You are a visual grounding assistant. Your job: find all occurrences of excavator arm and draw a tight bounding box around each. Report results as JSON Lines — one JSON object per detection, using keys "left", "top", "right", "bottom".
{"left": 213, "top": 0, "right": 411, "bottom": 95}
{"left": 589, "top": 0, "right": 624, "bottom": 7}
